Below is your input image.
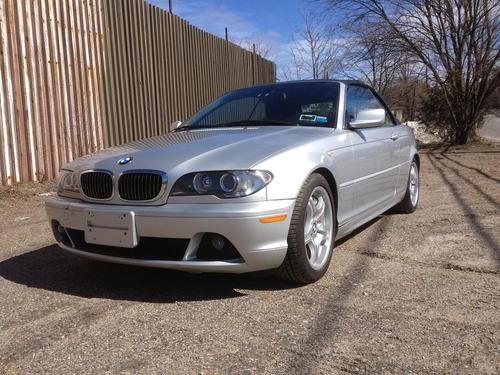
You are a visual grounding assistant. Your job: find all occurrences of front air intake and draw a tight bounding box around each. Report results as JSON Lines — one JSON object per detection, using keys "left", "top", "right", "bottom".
{"left": 118, "top": 171, "right": 165, "bottom": 201}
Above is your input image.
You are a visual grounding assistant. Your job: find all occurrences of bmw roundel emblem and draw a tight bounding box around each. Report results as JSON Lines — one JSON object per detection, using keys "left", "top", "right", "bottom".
{"left": 117, "top": 156, "right": 133, "bottom": 165}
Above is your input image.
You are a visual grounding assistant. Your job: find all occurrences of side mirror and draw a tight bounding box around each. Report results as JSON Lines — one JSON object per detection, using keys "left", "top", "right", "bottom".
{"left": 349, "top": 108, "right": 385, "bottom": 129}
{"left": 170, "top": 120, "right": 183, "bottom": 131}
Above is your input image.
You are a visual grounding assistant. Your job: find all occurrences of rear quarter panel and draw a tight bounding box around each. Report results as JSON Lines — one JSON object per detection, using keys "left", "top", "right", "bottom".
{"left": 395, "top": 125, "right": 419, "bottom": 199}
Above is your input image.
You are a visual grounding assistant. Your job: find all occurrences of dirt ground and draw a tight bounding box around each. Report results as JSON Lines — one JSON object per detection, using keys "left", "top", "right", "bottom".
{"left": 0, "top": 142, "right": 499, "bottom": 374}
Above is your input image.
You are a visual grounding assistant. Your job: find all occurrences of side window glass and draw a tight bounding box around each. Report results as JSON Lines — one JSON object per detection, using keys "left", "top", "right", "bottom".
{"left": 346, "top": 86, "right": 393, "bottom": 127}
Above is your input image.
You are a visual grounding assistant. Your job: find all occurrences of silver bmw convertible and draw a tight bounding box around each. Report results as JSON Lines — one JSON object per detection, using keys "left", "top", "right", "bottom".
{"left": 46, "top": 80, "right": 419, "bottom": 284}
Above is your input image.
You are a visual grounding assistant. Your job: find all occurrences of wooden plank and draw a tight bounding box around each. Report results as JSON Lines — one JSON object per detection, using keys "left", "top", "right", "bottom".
{"left": 167, "top": 11, "right": 180, "bottom": 124}
{"left": 15, "top": 0, "right": 37, "bottom": 180}
{"left": 73, "top": 0, "right": 91, "bottom": 156}
{"left": 23, "top": 0, "right": 45, "bottom": 181}
{"left": 185, "top": 20, "right": 192, "bottom": 117}
{"left": 53, "top": 0, "right": 73, "bottom": 163}
{"left": 156, "top": 6, "right": 165, "bottom": 134}
{"left": 0, "top": 7, "right": 7, "bottom": 183}
{"left": 165, "top": 11, "right": 175, "bottom": 127}
{"left": 29, "top": 0, "right": 52, "bottom": 179}
{"left": 80, "top": 0, "right": 97, "bottom": 154}
{"left": 17, "top": 0, "right": 38, "bottom": 181}
{"left": 0, "top": 51, "right": 5, "bottom": 182}
{"left": 117, "top": 0, "right": 128, "bottom": 142}
{"left": 144, "top": 4, "right": 155, "bottom": 136}
{"left": 61, "top": 0, "right": 80, "bottom": 158}
{"left": 178, "top": 17, "right": 188, "bottom": 120}
{"left": 93, "top": 0, "right": 106, "bottom": 149}
{"left": 111, "top": 0, "right": 126, "bottom": 145}
{"left": 47, "top": 0, "right": 67, "bottom": 166}
{"left": 6, "top": 0, "right": 28, "bottom": 182}
{"left": 159, "top": 8, "right": 168, "bottom": 133}
{"left": 84, "top": 0, "right": 100, "bottom": 153}
{"left": 134, "top": 0, "right": 146, "bottom": 139}
{"left": 126, "top": 0, "right": 140, "bottom": 141}
{"left": 102, "top": 0, "right": 120, "bottom": 146}
{"left": 39, "top": 0, "right": 60, "bottom": 176}
{"left": 0, "top": 0, "right": 16, "bottom": 184}
{"left": 150, "top": 5, "right": 160, "bottom": 136}
{"left": 139, "top": 0, "right": 152, "bottom": 138}
{"left": 122, "top": 0, "right": 135, "bottom": 141}
{"left": 119, "top": 1, "right": 130, "bottom": 142}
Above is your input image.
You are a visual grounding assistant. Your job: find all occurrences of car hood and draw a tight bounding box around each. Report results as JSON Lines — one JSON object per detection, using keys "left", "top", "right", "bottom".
{"left": 65, "top": 126, "right": 333, "bottom": 173}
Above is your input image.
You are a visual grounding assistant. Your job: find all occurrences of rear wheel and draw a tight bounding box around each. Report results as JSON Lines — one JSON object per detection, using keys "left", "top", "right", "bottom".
{"left": 394, "top": 159, "right": 419, "bottom": 214}
{"left": 277, "top": 174, "right": 335, "bottom": 284}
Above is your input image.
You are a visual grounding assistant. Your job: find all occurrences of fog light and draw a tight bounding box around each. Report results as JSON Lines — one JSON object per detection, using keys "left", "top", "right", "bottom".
{"left": 211, "top": 235, "right": 225, "bottom": 251}
{"left": 57, "top": 224, "right": 65, "bottom": 233}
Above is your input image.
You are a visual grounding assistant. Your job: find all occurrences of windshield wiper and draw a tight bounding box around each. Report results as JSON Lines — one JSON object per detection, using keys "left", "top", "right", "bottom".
{"left": 174, "top": 120, "right": 300, "bottom": 132}
{"left": 172, "top": 124, "right": 227, "bottom": 132}
{"left": 217, "top": 120, "right": 301, "bottom": 127}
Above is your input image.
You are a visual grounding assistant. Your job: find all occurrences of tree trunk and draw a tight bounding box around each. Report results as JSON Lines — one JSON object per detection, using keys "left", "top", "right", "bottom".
{"left": 450, "top": 108, "right": 479, "bottom": 145}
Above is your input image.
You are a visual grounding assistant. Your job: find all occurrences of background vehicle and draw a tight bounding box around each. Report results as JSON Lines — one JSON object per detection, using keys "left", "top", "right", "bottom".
{"left": 46, "top": 80, "right": 419, "bottom": 284}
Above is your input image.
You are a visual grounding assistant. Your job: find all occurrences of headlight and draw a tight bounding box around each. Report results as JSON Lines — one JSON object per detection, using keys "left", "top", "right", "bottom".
{"left": 171, "top": 170, "right": 273, "bottom": 198}
{"left": 57, "top": 169, "right": 80, "bottom": 196}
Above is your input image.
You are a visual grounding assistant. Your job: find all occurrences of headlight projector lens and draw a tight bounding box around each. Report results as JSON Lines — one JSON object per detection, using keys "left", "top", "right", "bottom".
{"left": 220, "top": 173, "right": 238, "bottom": 193}
{"left": 193, "top": 173, "right": 213, "bottom": 193}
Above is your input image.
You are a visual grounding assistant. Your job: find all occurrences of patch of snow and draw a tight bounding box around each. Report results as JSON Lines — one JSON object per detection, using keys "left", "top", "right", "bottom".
{"left": 38, "top": 192, "right": 55, "bottom": 197}
{"left": 404, "top": 121, "right": 443, "bottom": 146}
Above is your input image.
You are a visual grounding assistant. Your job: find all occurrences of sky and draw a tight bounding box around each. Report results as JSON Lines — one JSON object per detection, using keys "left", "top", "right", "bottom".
{"left": 147, "top": 0, "right": 306, "bottom": 78}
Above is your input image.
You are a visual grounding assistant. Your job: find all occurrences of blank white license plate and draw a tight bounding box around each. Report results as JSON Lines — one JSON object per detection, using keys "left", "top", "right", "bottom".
{"left": 85, "top": 210, "right": 138, "bottom": 248}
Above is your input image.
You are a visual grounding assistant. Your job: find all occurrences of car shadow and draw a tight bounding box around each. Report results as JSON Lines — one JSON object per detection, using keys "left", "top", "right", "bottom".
{"left": 0, "top": 245, "right": 301, "bottom": 303}
{"left": 428, "top": 154, "right": 499, "bottom": 264}
{"left": 0, "top": 217, "right": 388, "bottom": 303}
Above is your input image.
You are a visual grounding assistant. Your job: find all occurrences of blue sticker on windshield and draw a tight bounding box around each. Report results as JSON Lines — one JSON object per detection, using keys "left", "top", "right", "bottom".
{"left": 299, "top": 114, "right": 328, "bottom": 124}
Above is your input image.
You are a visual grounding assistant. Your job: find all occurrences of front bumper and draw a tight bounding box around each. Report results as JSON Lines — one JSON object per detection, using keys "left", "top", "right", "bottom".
{"left": 45, "top": 196, "right": 295, "bottom": 273}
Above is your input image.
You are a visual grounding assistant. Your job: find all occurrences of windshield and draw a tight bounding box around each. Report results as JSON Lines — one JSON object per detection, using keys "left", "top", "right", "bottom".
{"left": 182, "top": 82, "right": 340, "bottom": 129}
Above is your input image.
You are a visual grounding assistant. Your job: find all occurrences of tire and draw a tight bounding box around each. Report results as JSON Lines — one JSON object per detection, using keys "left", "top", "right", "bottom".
{"left": 394, "top": 159, "right": 420, "bottom": 214}
{"left": 276, "top": 173, "right": 336, "bottom": 284}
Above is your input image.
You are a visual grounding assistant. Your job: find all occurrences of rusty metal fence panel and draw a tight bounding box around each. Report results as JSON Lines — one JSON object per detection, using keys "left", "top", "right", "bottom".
{"left": 0, "top": 0, "right": 276, "bottom": 184}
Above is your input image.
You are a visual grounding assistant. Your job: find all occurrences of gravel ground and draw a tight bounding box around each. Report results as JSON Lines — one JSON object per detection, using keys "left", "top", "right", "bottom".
{"left": 0, "top": 143, "right": 499, "bottom": 374}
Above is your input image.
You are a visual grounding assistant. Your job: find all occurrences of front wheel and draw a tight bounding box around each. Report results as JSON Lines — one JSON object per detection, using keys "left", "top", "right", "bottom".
{"left": 276, "top": 174, "right": 336, "bottom": 284}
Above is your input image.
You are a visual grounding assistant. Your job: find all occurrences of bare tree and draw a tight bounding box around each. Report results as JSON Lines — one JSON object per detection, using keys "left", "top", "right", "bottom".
{"left": 339, "top": 22, "right": 408, "bottom": 97}
{"left": 278, "top": 63, "right": 303, "bottom": 81}
{"left": 238, "top": 38, "right": 273, "bottom": 60}
{"left": 325, "top": 0, "right": 500, "bottom": 144}
{"left": 289, "top": 11, "right": 340, "bottom": 79}
{"left": 388, "top": 62, "right": 429, "bottom": 121}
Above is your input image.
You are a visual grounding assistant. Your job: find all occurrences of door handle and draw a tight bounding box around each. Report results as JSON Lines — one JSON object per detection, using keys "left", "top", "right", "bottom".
{"left": 390, "top": 133, "right": 399, "bottom": 141}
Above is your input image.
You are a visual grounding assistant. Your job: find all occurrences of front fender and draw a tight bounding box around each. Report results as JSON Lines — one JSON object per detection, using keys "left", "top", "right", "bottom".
{"left": 253, "top": 131, "right": 355, "bottom": 201}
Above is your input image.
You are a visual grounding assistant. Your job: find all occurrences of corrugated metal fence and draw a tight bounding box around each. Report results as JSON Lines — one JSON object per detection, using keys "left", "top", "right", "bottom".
{"left": 0, "top": 0, "right": 276, "bottom": 185}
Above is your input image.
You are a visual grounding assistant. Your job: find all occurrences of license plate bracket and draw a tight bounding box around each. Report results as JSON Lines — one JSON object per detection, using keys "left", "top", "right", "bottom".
{"left": 85, "top": 210, "right": 138, "bottom": 248}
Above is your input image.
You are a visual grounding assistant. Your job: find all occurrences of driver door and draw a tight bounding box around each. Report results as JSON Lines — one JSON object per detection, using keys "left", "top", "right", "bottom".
{"left": 346, "top": 85, "right": 400, "bottom": 219}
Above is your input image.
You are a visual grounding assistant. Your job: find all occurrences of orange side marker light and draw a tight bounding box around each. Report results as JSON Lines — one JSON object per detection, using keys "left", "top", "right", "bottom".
{"left": 259, "top": 214, "right": 288, "bottom": 224}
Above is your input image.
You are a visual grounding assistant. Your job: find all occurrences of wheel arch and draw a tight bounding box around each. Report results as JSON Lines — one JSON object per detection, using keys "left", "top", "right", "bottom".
{"left": 413, "top": 153, "right": 420, "bottom": 169}
{"left": 311, "top": 167, "right": 338, "bottom": 228}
